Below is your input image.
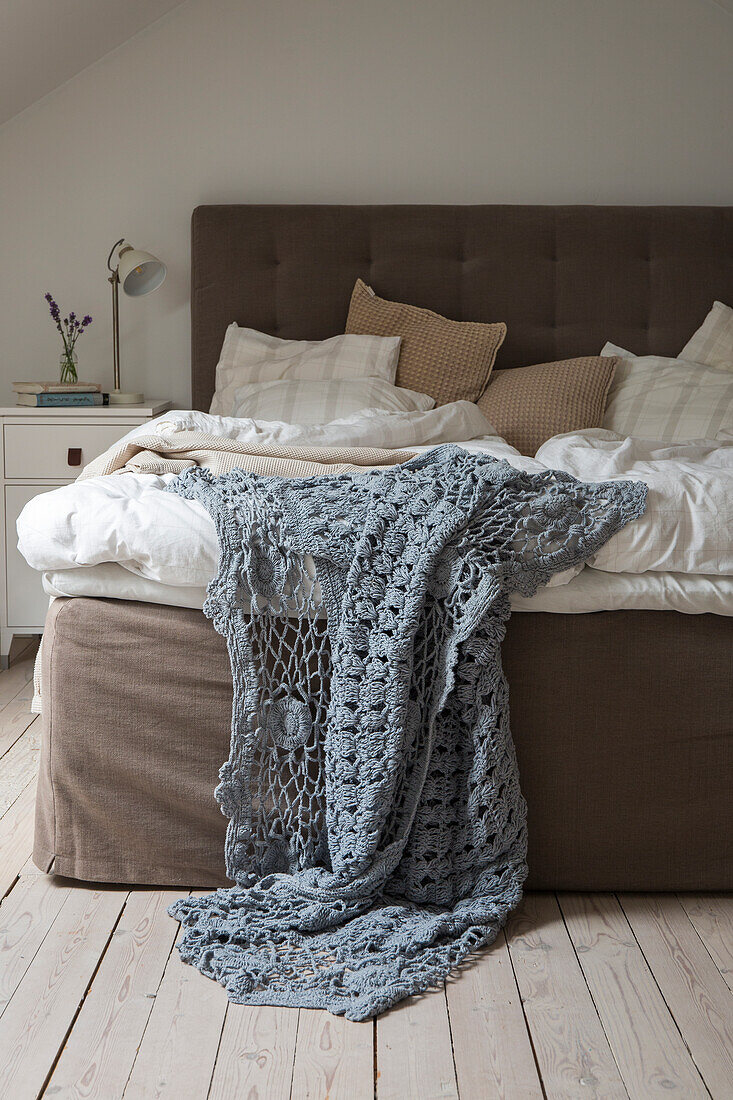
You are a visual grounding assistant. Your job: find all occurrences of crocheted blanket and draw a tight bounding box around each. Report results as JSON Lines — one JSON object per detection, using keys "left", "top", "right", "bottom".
{"left": 167, "top": 444, "right": 646, "bottom": 1020}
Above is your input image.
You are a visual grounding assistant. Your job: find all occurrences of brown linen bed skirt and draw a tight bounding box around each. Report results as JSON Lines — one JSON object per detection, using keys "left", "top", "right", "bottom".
{"left": 34, "top": 596, "right": 733, "bottom": 891}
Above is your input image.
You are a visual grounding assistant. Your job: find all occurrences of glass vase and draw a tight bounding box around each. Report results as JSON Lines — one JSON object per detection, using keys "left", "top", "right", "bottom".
{"left": 59, "top": 350, "right": 78, "bottom": 384}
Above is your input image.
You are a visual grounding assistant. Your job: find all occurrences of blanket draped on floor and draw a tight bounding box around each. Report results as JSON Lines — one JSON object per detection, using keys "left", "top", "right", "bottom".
{"left": 167, "top": 445, "right": 646, "bottom": 1019}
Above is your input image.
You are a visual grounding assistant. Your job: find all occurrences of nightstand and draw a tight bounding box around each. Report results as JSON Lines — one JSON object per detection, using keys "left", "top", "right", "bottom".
{"left": 0, "top": 399, "right": 172, "bottom": 666}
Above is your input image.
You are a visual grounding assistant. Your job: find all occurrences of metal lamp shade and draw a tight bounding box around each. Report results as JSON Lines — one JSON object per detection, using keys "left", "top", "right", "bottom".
{"left": 118, "top": 247, "right": 167, "bottom": 297}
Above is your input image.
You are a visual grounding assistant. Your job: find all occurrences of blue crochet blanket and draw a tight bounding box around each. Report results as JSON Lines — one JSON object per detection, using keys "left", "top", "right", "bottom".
{"left": 167, "top": 445, "right": 645, "bottom": 1020}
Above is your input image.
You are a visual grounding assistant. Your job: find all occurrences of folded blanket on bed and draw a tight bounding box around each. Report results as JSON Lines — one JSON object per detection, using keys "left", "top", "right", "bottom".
{"left": 79, "top": 429, "right": 415, "bottom": 479}
{"left": 165, "top": 444, "right": 646, "bottom": 1019}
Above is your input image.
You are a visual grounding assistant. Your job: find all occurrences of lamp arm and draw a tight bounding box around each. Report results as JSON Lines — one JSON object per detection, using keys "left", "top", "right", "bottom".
{"left": 106, "top": 238, "right": 126, "bottom": 273}
{"left": 109, "top": 268, "right": 121, "bottom": 392}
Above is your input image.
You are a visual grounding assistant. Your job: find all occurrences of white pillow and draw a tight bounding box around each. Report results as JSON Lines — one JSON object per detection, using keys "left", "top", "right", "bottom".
{"left": 210, "top": 324, "right": 401, "bottom": 415}
{"left": 680, "top": 301, "right": 733, "bottom": 373}
{"left": 231, "top": 378, "right": 434, "bottom": 425}
{"left": 601, "top": 342, "right": 733, "bottom": 441}
{"left": 536, "top": 430, "right": 733, "bottom": 576}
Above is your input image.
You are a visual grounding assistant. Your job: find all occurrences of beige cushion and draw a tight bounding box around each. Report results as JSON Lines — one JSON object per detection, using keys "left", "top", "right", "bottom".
{"left": 680, "top": 301, "right": 733, "bottom": 373}
{"left": 477, "top": 357, "right": 618, "bottom": 456}
{"left": 345, "top": 279, "right": 506, "bottom": 406}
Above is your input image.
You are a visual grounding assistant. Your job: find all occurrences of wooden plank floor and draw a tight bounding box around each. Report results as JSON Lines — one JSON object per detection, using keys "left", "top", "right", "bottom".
{"left": 0, "top": 643, "right": 731, "bottom": 1098}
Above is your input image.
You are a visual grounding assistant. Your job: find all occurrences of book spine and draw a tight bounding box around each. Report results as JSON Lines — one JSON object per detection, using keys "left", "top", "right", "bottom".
{"left": 13, "top": 383, "right": 103, "bottom": 394}
{"left": 34, "top": 393, "right": 103, "bottom": 407}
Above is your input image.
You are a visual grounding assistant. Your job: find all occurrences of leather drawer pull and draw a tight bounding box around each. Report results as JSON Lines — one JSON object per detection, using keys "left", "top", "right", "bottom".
{"left": 67, "top": 447, "right": 82, "bottom": 467}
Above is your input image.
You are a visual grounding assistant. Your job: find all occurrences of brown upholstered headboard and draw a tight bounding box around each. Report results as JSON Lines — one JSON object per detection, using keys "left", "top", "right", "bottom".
{"left": 191, "top": 204, "right": 733, "bottom": 411}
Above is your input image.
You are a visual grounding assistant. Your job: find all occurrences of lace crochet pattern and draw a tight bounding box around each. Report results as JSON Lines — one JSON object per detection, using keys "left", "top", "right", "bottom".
{"left": 167, "top": 445, "right": 646, "bottom": 1020}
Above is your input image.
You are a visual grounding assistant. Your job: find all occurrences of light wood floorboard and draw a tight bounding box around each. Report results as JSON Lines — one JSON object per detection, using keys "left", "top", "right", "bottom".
{"left": 208, "top": 1002, "right": 299, "bottom": 1100}
{"left": 559, "top": 892, "right": 709, "bottom": 1098}
{"left": 0, "top": 873, "right": 72, "bottom": 1016}
{"left": 0, "top": 884, "right": 128, "bottom": 1100}
{"left": 0, "top": 778, "right": 38, "bottom": 900}
{"left": 0, "top": 717, "right": 40, "bottom": 816}
{"left": 0, "top": 658, "right": 730, "bottom": 1099}
{"left": 122, "top": 896, "right": 229, "bottom": 1100}
{"left": 619, "top": 893, "right": 733, "bottom": 1098}
{"left": 0, "top": 652, "right": 38, "bottom": 738}
{"left": 507, "top": 892, "right": 627, "bottom": 1099}
{"left": 446, "top": 929, "right": 543, "bottom": 1099}
{"left": 44, "top": 889, "right": 182, "bottom": 1100}
{"left": 680, "top": 894, "right": 733, "bottom": 994}
{"left": 290, "top": 1008, "right": 373, "bottom": 1100}
{"left": 377, "top": 987, "right": 458, "bottom": 1100}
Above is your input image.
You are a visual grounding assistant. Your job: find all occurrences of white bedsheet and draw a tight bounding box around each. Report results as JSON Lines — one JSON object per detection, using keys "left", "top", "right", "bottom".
{"left": 42, "top": 562, "right": 733, "bottom": 616}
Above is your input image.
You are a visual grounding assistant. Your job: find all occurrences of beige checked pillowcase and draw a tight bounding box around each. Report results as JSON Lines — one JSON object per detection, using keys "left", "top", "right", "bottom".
{"left": 210, "top": 323, "right": 402, "bottom": 416}
{"left": 602, "top": 343, "right": 733, "bottom": 440}
{"left": 345, "top": 279, "right": 506, "bottom": 406}
{"left": 231, "top": 378, "right": 434, "bottom": 425}
{"left": 476, "top": 357, "right": 618, "bottom": 456}
{"left": 680, "top": 301, "right": 733, "bottom": 373}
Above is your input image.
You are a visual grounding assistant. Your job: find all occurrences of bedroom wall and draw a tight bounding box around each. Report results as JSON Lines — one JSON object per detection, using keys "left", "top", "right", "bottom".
{"left": 1, "top": 0, "right": 731, "bottom": 407}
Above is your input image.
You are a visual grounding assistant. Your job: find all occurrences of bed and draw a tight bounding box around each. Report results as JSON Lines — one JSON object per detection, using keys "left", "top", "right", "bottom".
{"left": 33, "top": 204, "right": 733, "bottom": 890}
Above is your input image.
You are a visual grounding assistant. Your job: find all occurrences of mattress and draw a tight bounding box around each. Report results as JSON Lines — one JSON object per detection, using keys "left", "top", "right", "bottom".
{"left": 42, "top": 561, "right": 733, "bottom": 616}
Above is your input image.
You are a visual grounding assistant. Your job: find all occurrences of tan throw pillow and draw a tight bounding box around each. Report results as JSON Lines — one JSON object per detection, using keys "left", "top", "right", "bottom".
{"left": 345, "top": 279, "right": 506, "bottom": 406}
{"left": 477, "top": 356, "right": 618, "bottom": 456}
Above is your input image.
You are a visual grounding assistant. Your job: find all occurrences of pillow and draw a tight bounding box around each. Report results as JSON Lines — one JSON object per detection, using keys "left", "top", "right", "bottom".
{"left": 476, "top": 356, "right": 617, "bottom": 456}
{"left": 345, "top": 279, "right": 506, "bottom": 406}
{"left": 601, "top": 343, "right": 733, "bottom": 440}
{"left": 210, "top": 324, "right": 401, "bottom": 415}
{"left": 231, "top": 378, "right": 434, "bottom": 425}
{"left": 680, "top": 301, "right": 733, "bottom": 372}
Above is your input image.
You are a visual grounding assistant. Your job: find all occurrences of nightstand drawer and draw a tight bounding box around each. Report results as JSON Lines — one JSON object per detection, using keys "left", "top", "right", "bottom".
{"left": 4, "top": 423, "right": 133, "bottom": 479}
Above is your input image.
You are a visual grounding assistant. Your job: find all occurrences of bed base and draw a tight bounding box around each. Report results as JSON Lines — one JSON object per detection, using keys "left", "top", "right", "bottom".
{"left": 34, "top": 597, "right": 733, "bottom": 891}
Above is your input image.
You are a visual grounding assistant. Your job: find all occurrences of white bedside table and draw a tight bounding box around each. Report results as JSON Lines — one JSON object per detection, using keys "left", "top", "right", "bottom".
{"left": 0, "top": 399, "right": 172, "bottom": 665}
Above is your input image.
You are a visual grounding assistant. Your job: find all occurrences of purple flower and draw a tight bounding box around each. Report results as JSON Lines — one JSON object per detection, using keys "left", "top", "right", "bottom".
{"left": 45, "top": 292, "right": 61, "bottom": 325}
{"left": 43, "top": 292, "right": 93, "bottom": 357}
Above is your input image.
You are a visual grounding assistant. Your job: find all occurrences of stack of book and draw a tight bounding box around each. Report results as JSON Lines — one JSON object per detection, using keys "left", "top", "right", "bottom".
{"left": 13, "top": 382, "right": 109, "bottom": 407}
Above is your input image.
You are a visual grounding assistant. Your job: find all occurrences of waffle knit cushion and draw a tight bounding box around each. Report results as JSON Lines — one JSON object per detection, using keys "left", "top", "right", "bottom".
{"left": 477, "top": 357, "right": 618, "bottom": 456}
{"left": 345, "top": 279, "right": 506, "bottom": 406}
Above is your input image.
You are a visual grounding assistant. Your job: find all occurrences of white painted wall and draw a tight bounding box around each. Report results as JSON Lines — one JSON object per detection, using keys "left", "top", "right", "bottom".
{"left": 1, "top": 0, "right": 731, "bottom": 407}
{"left": 0, "top": 0, "right": 185, "bottom": 125}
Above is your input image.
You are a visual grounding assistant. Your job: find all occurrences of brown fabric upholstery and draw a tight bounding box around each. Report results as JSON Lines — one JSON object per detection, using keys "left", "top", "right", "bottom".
{"left": 345, "top": 278, "right": 505, "bottom": 405}
{"left": 35, "top": 598, "right": 232, "bottom": 886}
{"left": 35, "top": 597, "right": 733, "bottom": 890}
{"left": 191, "top": 205, "right": 733, "bottom": 412}
{"left": 477, "top": 356, "right": 617, "bottom": 455}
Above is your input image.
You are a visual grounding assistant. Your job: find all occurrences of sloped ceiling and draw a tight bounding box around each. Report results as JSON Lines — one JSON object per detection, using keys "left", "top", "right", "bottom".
{"left": 0, "top": 0, "right": 186, "bottom": 126}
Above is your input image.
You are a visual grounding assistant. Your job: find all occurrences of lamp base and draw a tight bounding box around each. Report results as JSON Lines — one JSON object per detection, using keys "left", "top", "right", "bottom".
{"left": 108, "top": 389, "right": 144, "bottom": 405}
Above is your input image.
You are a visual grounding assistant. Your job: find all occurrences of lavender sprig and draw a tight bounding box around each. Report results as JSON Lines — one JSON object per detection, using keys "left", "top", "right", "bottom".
{"left": 44, "top": 293, "right": 93, "bottom": 357}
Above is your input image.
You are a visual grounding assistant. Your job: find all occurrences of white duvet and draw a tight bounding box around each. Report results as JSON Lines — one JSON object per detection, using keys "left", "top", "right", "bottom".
{"left": 537, "top": 431, "right": 733, "bottom": 575}
{"left": 16, "top": 406, "right": 733, "bottom": 615}
{"left": 17, "top": 404, "right": 539, "bottom": 590}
